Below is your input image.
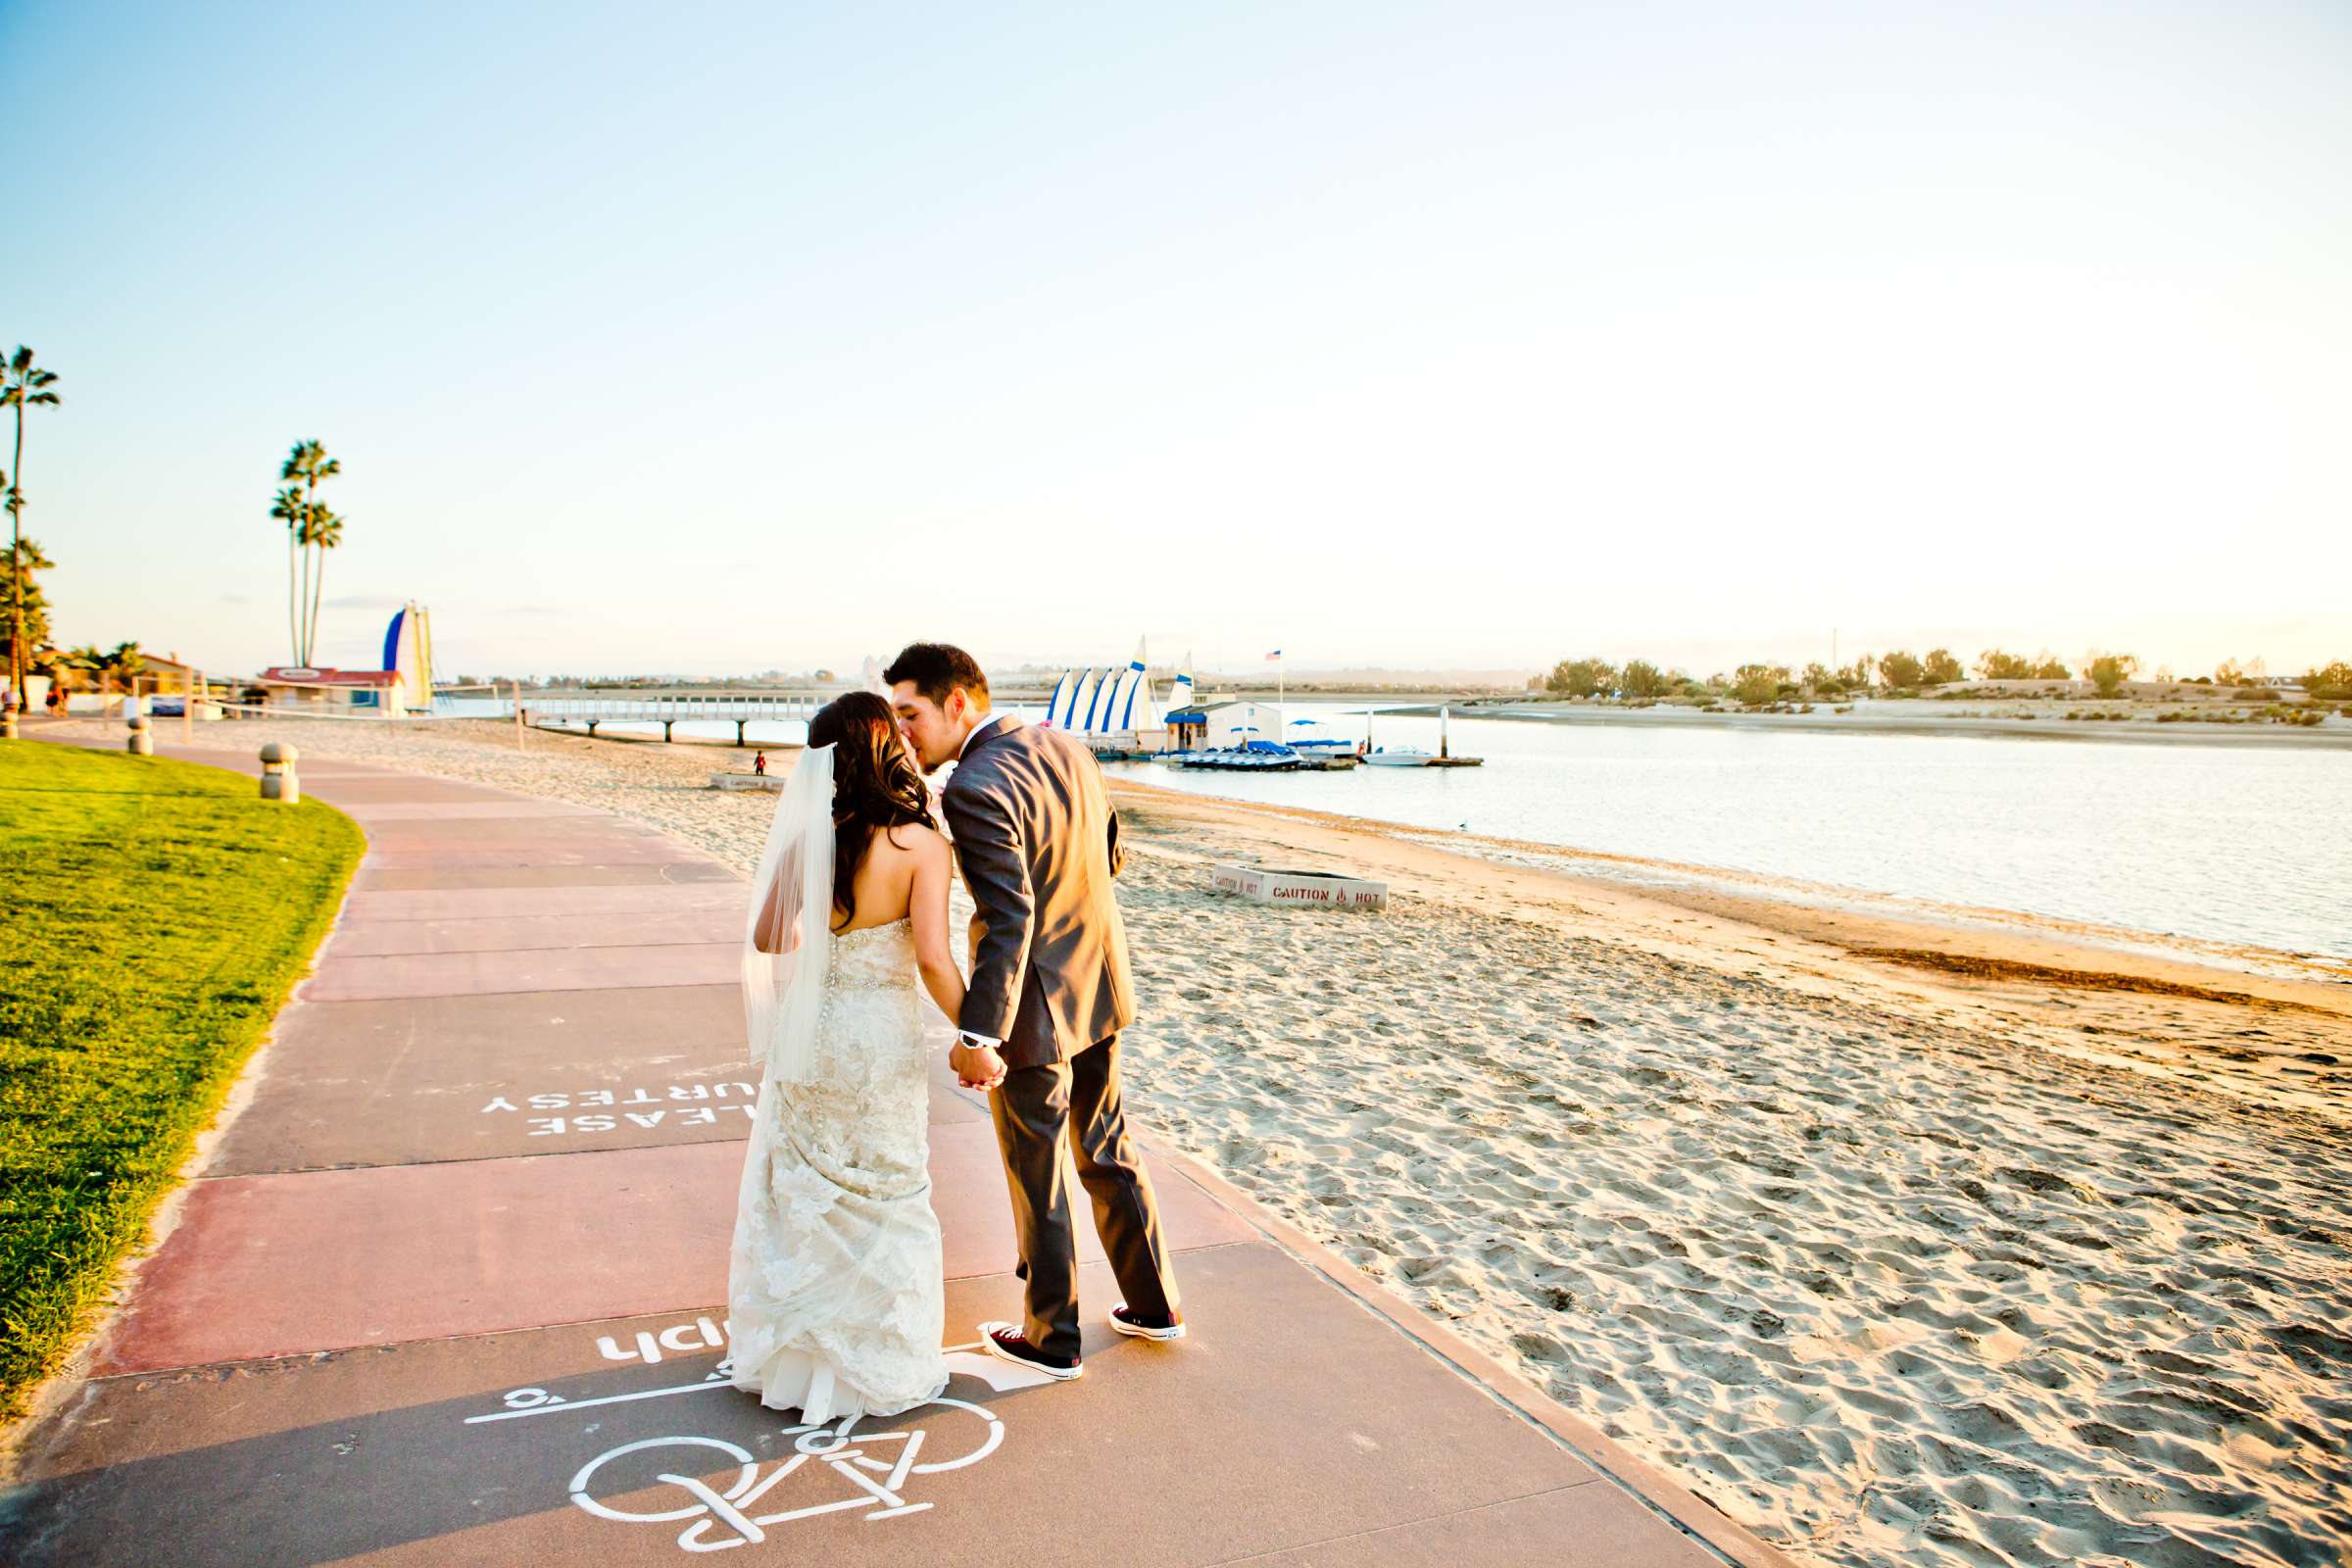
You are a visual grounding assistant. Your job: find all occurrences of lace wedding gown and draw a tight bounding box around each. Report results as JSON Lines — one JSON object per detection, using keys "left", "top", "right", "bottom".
{"left": 727, "top": 917, "right": 949, "bottom": 1422}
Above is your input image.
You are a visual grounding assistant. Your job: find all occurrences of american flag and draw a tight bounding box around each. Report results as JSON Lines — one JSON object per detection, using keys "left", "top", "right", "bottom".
{"left": 1264, "top": 649, "right": 1283, "bottom": 661}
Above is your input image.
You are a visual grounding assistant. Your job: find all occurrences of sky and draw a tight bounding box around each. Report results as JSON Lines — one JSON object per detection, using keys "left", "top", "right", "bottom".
{"left": 5, "top": 0, "right": 2348, "bottom": 681}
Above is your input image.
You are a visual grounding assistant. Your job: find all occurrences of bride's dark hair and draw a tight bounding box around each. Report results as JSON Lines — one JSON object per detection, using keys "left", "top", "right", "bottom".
{"left": 807, "top": 692, "right": 937, "bottom": 927}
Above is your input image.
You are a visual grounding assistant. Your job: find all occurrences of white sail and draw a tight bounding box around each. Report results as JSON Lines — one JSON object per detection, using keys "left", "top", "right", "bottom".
{"left": 1166, "top": 653, "right": 1195, "bottom": 714}
{"left": 382, "top": 602, "right": 436, "bottom": 714}
{"left": 1068, "top": 669, "right": 1101, "bottom": 732}
{"left": 1115, "top": 638, "right": 1153, "bottom": 731}
{"left": 1086, "top": 669, "right": 1112, "bottom": 734}
{"left": 1084, "top": 664, "right": 1121, "bottom": 733}
{"left": 1043, "top": 669, "right": 1074, "bottom": 727}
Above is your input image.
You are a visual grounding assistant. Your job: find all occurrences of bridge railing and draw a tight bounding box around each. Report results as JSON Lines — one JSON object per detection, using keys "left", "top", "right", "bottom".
{"left": 486, "top": 689, "right": 835, "bottom": 742}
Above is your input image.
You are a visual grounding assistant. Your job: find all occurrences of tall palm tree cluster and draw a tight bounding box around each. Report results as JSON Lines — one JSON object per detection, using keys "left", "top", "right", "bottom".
{"left": 275, "top": 439, "right": 346, "bottom": 666}
{"left": 4, "top": 344, "right": 63, "bottom": 707}
{"left": 1, "top": 352, "right": 366, "bottom": 710}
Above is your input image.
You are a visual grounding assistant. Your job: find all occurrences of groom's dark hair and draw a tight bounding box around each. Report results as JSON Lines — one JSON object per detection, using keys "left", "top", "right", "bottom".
{"left": 885, "top": 642, "right": 991, "bottom": 712}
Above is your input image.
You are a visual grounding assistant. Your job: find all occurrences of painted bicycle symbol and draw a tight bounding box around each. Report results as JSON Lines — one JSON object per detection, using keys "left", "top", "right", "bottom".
{"left": 568, "top": 1396, "right": 1003, "bottom": 1551}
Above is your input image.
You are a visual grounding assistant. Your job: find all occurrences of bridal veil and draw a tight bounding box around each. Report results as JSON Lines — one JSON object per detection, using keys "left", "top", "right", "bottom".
{"left": 743, "top": 742, "right": 835, "bottom": 1084}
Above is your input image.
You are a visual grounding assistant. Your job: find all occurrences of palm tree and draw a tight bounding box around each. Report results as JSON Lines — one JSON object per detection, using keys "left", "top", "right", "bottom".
{"left": 62, "top": 643, "right": 105, "bottom": 700}
{"left": 270, "top": 486, "right": 306, "bottom": 664}
{"left": 4, "top": 347, "right": 64, "bottom": 707}
{"left": 278, "top": 440, "right": 340, "bottom": 663}
{"left": 0, "top": 534, "right": 56, "bottom": 676}
{"left": 103, "top": 640, "right": 146, "bottom": 702}
{"left": 302, "top": 504, "right": 344, "bottom": 666}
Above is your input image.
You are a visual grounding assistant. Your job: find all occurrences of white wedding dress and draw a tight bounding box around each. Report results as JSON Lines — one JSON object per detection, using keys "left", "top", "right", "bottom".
{"left": 727, "top": 915, "right": 950, "bottom": 1422}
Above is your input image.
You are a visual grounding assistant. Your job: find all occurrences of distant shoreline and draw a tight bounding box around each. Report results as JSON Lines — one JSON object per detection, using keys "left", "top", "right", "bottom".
{"left": 522, "top": 695, "right": 2351, "bottom": 752}
{"left": 1398, "top": 699, "right": 2352, "bottom": 750}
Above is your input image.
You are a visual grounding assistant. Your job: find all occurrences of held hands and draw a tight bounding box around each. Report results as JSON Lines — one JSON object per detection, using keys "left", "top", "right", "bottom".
{"left": 951, "top": 1040, "right": 1008, "bottom": 1092}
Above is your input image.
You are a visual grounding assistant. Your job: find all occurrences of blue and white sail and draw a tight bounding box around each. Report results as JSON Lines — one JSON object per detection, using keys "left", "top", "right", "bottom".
{"left": 1080, "top": 662, "right": 1116, "bottom": 732}
{"left": 380, "top": 602, "right": 437, "bottom": 714}
{"left": 1165, "top": 653, "right": 1195, "bottom": 714}
{"left": 1091, "top": 663, "right": 1126, "bottom": 734}
{"left": 1112, "top": 638, "right": 1155, "bottom": 732}
{"left": 1083, "top": 670, "right": 1113, "bottom": 733}
{"left": 1065, "top": 668, "right": 1100, "bottom": 731}
{"left": 1042, "top": 669, "right": 1075, "bottom": 727}
{"left": 1039, "top": 639, "right": 1166, "bottom": 739}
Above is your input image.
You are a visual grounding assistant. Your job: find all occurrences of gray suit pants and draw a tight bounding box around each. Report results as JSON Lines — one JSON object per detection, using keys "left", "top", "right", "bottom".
{"left": 989, "top": 1035, "right": 1180, "bottom": 1361}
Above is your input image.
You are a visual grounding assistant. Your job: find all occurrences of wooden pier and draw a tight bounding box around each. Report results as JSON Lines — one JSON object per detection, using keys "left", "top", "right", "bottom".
{"left": 506, "top": 688, "right": 829, "bottom": 745}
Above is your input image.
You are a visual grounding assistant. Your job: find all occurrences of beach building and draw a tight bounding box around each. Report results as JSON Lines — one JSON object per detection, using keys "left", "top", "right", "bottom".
{"left": 255, "top": 666, "right": 405, "bottom": 711}
{"left": 1163, "top": 699, "right": 1284, "bottom": 751}
{"left": 38, "top": 652, "right": 220, "bottom": 714}
{"left": 254, "top": 602, "right": 438, "bottom": 715}
{"left": 135, "top": 654, "right": 201, "bottom": 695}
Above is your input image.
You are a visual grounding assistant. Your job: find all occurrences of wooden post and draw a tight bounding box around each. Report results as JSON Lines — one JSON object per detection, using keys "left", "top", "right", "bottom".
{"left": 513, "top": 681, "right": 526, "bottom": 750}
{"left": 183, "top": 667, "right": 195, "bottom": 742}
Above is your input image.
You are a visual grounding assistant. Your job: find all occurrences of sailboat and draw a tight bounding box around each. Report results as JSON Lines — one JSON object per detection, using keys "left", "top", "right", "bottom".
{"left": 1166, "top": 655, "right": 1196, "bottom": 713}
{"left": 1042, "top": 669, "right": 1075, "bottom": 726}
{"left": 1036, "top": 639, "right": 1163, "bottom": 755}
{"left": 1063, "top": 668, "right": 1101, "bottom": 730}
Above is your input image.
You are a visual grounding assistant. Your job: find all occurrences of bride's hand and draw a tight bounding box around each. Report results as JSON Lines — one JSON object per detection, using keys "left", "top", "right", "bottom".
{"left": 951, "top": 1041, "right": 1007, "bottom": 1091}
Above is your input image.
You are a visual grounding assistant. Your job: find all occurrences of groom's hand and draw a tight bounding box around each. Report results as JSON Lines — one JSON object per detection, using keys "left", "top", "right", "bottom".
{"left": 951, "top": 1041, "right": 1007, "bottom": 1092}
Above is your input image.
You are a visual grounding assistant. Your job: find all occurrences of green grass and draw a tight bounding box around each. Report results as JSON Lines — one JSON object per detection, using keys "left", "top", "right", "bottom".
{"left": 0, "top": 741, "right": 364, "bottom": 1421}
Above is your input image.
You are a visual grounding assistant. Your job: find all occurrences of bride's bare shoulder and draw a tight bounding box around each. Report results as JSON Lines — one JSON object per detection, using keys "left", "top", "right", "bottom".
{"left": 877, "top": 819, "right": 948, "bottom": 859}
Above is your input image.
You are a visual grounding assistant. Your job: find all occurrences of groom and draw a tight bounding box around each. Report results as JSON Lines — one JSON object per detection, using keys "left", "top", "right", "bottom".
{"left": 887, "top": 642, "right": 1185, "bottom": 1380}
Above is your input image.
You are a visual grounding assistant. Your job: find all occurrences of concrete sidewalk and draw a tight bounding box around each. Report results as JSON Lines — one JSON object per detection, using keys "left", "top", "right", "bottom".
{"left": 3, "top": 733, "right": 1790, "bottom": 1567}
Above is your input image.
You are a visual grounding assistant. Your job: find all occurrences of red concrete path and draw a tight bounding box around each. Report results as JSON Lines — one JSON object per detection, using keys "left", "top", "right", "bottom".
{"left": 2, "top": 730, "right": 1790, "bottom": 1568}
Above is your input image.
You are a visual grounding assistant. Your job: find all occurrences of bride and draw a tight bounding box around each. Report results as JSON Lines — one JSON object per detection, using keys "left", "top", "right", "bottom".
{"left": 728, "top": 692, "right": 967, "bottom": 1422}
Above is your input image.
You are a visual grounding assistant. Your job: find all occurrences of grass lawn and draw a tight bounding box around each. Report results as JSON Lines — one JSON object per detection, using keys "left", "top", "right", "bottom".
{"left": 0, "top": 740, "right": 364, "bottom": 1421}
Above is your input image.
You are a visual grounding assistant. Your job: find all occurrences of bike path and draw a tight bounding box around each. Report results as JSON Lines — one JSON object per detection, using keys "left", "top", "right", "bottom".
{"left": 3, "top": 733, "right": 1788, "bottom": 1568}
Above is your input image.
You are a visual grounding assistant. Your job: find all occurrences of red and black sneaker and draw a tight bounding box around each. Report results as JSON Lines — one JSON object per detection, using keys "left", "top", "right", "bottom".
{"left": 1107, "top": 1302, "right": 1187, "bottom": 1342}
{"left": 977, "top": 1321, "right": 1084, "bottom": 1380}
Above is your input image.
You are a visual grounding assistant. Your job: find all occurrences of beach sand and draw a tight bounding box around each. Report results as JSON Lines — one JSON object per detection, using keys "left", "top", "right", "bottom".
{"left": 62, "top": 713, "right": 2352, "bottom": 1568}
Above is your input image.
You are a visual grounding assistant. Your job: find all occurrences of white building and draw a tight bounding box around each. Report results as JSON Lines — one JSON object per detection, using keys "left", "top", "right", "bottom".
{"left": 1161, "top": 700, "right": 1284, "bottom": 751}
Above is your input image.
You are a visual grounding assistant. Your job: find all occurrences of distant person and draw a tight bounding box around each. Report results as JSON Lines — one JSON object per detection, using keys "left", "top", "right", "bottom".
{"left": 752, "top": 749, "right": 766, "bottom": 776}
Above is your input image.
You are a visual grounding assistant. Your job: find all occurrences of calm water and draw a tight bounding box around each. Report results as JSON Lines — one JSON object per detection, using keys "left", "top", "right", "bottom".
{"left": 1112, "top": 705, "right": 2351, "bottom": 973}
{"left": 456, "top": 699, "right": 2348, "bottom": 972}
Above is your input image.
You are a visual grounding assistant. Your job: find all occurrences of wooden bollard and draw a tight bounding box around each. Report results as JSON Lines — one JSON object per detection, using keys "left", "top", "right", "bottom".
{"left": 126, "top": 713, "right": 154, "bottom": 756}
{"left": 260, "top": 741, "right": 300, "bottom": 803}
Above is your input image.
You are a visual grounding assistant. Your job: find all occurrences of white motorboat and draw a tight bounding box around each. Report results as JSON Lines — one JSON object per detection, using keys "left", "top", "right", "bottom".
{"left": 1360, "top": 705, "right": 1483, "bottom": 767}
{"left": 1359, "top": 704, "right": 1430, "bottom": 765}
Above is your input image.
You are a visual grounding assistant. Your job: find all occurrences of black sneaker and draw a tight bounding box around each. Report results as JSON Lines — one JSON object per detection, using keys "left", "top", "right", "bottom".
{"left": 1108, "top": 1302, "right": 1187, "bottom": 1342}
{"left": 977, "top": 1321, "right": 1084, "bottom": 1380}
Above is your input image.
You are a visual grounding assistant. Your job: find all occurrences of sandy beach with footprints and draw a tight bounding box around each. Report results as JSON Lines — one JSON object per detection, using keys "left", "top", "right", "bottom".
{"left": 70, "top": 712, "right": 2352, "bottom": 1568}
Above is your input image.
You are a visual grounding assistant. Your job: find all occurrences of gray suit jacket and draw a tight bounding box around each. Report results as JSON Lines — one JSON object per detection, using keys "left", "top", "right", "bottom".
{"left": 942, "top": 716, "right": 1136, "bottom": 1070}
